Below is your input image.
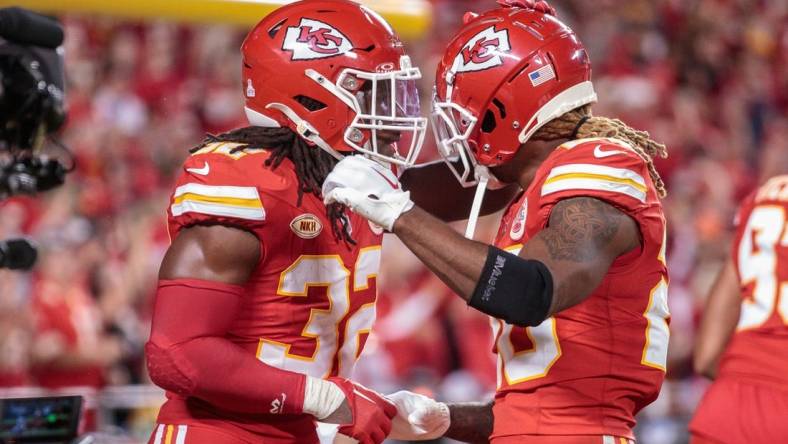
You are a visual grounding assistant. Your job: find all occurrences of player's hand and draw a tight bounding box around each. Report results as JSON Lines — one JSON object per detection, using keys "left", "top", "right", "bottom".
{"left": 387, "top": 390, "right": 450, "bottom": 441}
{"left": 322, "top": 155, "right": 402, "bottom": 200}
{"left": 323, "top": 377, "right": 397, "bottom": 444}
{"left": 323, "top": 155, "right": 414, "bottom": 231}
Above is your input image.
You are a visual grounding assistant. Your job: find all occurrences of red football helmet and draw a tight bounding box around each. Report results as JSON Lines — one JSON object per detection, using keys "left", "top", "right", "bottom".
{"left": 241, "top": 0, "right": 426, "bottom": 167}
{"left": 432, "top": 0, "right": 596, "bottom": 186}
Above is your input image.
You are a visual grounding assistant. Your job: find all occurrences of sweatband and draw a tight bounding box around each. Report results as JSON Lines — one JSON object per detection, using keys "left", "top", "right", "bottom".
{"left": 302, "top": 376, "right": 346, "bottom": 419}
{"left": 468, "top": 246, "right": 554, "bottom": 327}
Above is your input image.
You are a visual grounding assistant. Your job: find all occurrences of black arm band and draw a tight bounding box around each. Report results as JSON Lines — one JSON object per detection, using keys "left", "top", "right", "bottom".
{"left": 468, "top": 246, "right": 554, "bottom": 327}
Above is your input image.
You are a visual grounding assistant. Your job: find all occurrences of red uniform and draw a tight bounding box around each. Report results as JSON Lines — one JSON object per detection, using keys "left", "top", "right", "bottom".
{"left": 152, "top": 142, "right": 383, "bottom": 443}
{"left": 689, "top": 175, "right": 788, "bottom": 444}
{"left": 490, "top": 138, "right": 669, "bottom": 442}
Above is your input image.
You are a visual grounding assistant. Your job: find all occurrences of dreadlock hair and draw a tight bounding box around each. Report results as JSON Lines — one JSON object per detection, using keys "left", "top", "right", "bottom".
{"left": 532, "top": 104, "right": 668, "bottom": 198}
{"left": 190, "top": 125, "right": 355, "bottom": 244}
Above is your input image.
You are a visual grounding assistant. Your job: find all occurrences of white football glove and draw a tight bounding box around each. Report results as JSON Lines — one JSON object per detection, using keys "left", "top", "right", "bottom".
{"left": 315, "top": 422, "right": 359, "bottom": 444}
{"left": 323, "top": 155, "right": 414, "bottom": 231}
{"left": 387, "top": 391, "right": 450, "bottom": 441}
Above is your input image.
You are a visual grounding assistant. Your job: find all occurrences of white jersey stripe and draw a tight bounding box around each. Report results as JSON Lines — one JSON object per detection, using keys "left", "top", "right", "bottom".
{"left": 171, "top": 200, "right": 266, "bottom": 220}
{"left": 176, "top": 425, "right": 187, "bottom": 444}
{"left": 541, "top": 177, "right": 646, "bottom": 202}
{"left": 547, "top": 163, "right": 646, "bottom": 187}
{"left": 153, "top": 424, "right": 165, "bottom": 444}
{"left": 173, "top": 183, "right": 261, "bottom": 200}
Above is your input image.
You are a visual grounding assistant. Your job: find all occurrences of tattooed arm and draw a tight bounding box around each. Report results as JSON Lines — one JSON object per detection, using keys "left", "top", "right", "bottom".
{"left": 521, "top": 197, "right": 640, "bottom": 314}
{"left": 443, "top": 401, "right": 494, "bottom": 444}
{"left": 391, "top": 197, "right": 640, "bottom": 311}
{"left": 387, "top": 199, "right": 637, "bottom": 440}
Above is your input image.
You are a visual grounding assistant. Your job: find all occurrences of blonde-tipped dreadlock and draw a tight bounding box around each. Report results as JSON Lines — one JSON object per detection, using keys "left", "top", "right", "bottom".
{"left": 532, "top": 105, "right": 668, "bottom": 198}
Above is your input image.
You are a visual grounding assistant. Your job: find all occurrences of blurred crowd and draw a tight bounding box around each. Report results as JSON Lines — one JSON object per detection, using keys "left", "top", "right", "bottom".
{"left": 0, "top": 0, "right": 786, "bottom": 442}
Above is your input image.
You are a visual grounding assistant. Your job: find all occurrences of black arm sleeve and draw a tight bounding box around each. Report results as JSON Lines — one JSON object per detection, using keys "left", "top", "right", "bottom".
{"left": 468, "top": 246, "right": 553, "bottom": 327}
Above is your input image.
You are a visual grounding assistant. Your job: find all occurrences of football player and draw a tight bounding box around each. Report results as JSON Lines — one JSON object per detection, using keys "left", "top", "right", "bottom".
{"left": 323, "top": 1, "right": 671, "bottom": 442}
{"left": 690, "top": 175, "right": 788, "bottom": 443}
{"left": 144, "top": 1, "right": 429, "bottom": 443}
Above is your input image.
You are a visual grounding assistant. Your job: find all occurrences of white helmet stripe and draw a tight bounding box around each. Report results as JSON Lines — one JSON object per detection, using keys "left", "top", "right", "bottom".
{"left": 517, "top": 81, "right": 597, "bottom": 144}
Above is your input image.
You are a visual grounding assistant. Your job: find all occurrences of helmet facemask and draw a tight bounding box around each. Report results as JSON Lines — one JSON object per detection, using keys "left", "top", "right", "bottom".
{"left": 310, "top": 55, "right": 427, "bottom": 167}
{"left": 430, "top": 88, "right": 480, "bottom": 187}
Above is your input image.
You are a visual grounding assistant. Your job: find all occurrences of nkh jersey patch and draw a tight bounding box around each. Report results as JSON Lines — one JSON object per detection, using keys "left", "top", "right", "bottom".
{"left": 171, "top": 183, "right": 265, "bottom": 220}
{"left": 290, "top": 213, "right": 323, "bottom": 239}
{"left": 282, "top": 18, "right": 353, "bottom": 60}
{"left": 452, "top": 26, "right": 511, "bottom": 73}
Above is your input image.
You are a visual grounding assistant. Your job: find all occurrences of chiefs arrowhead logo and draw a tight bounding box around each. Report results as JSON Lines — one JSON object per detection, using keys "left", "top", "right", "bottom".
{"left": 452, "top": 26, "right": 511, "bottom": 73}
{"left": 461, "top": 37, "right": 500, "bottom": 65}
{"left": 283, "top": 18, "right": 353, "bottom": 60}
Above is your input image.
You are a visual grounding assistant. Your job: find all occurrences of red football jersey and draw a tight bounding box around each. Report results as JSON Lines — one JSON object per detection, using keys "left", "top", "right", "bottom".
{"left": 156, "top": 142, "right": 383, "bottom": 443}
{"left": 490, "top": 138, "right": 669, "bottom": 440}
{"left": 717, "top": 175, "right": 788, "bottom": 386}
{"left": 688, "top": 175, "right": 788, "bottom": 443}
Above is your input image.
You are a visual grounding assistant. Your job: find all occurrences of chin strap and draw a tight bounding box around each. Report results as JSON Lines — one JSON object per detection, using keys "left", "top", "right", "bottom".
{"left": 485, "top": 170, "right": 507, "bottom": 190}
{"left": 265, "top": 103, "right": 345, "bottom": 161}
{"left": 464, "top": 165, "right": 491, "bottom": 239}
